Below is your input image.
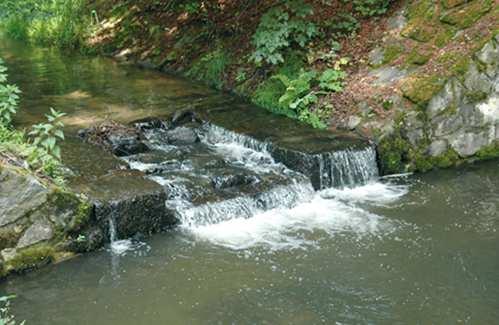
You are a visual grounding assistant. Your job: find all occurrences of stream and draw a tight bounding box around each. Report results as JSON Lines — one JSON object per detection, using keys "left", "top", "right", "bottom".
{"left": 1, "top": 39, "right": 499, "bottom": 324}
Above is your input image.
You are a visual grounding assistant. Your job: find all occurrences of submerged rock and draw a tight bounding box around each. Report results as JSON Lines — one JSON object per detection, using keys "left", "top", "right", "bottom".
{"left": 164, "top": 127, "right": 199, "bottom": 145}
{"left": 79, "top": 121, "right": 149, "bottom": 156}
{"left": 211, "top": 174, "right": 259, "bottom": 190}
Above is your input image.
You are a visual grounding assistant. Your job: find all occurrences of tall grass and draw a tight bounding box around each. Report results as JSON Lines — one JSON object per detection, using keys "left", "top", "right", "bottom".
{"left": 1, "top": 0, "right": 91, "bottom": 51}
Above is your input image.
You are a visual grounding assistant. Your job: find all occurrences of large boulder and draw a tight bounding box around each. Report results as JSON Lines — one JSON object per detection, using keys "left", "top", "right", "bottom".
{"left": 0, "top": 163, "right": 92, "bottom": 276}
{"left": 77, "top": 169, "right": 178, "bottom": 240}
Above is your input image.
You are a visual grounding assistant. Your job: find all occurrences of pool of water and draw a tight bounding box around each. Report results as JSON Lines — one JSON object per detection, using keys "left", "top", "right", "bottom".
{"left": 1, "top": 38, "right": 499, "bottom": 324}
{"left": 3, "top": 162, "right": 499, "bottom": 324}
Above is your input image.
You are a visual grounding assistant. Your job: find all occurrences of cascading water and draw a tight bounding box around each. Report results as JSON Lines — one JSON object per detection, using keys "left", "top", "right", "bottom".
{"left": 317, "top": 146, "right": 379, "bottom": 189}
{"left": 118, "top": 120, "right": 394, "bottom": 250}
{"left": 107, "top": 212, "right": 138, "bottom": 255}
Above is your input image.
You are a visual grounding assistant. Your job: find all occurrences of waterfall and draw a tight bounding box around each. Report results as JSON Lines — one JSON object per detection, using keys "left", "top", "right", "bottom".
{"left": 121, "top": 120, "right": 381, "bottom": 242}
{"left": 318, "top": 146, "right": 379, "bottom": 189}
{"left": 200, "top": 123, "right": 271, "bottom": 152}
{"left": 108, "top": 214, "right": 117, "bottom": 243}
{"left": 108, "top": 212, "right": 136, "bottom": 255}
{"left": 199, "top": 123, "right": 379, "bottom": 189}
{"left": 176, "top": 181, "right": 315, "bottom": 227}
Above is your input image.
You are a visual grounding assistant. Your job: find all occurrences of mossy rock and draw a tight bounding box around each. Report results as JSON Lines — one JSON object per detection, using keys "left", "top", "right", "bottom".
{"left": 410, "top": 148, "right": 460, "bottom": 171}
{"left": 382, "top": 43, "right": 405, "bottom": 65}
{"left": 47, "top": 189, "right": 93, "bottom": 233}
{"left": 406, "top": 48, "right": 432, "bottom": 65}
{"left": 436, "top": 51, "right": 471, "bottom": 78}
{"left": 440, "top": 0, "right": 493, "bottom": 29}
{"left": 378, "top": 135, "right": 411, "bottom": 174}
{"left": 465, "top": 90, "right": 489, "bottom": 103}
{"left": 0, "top": 222, "right": 27, "bottom": 249}
{"left": 434, "top": 25, "right": 457, "bottom": 47}
{"left": 401, "top": 18, "right": 437, "bottom": 42}
{"left": 476, "top": 142, "right": 499, "bottom": 160}
{"left": 3, "top": 244, "right": 54, "bottom": 274}
{"left": 401, "top": 75, "right": 446, "bottom": 106}
{"left": 407, "top": 0, "right": 436, "bottom": 20}
{"left": 441, "top": 0, "right": 467, "bottom": 9}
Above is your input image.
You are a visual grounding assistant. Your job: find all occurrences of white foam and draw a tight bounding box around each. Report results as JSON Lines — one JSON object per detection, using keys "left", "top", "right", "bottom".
{"left": 211, "top": 142, "right": 274, "bottom": 168}
{"left": 110, "top": 239, "right": 135, "bottom": 255}
{"left": 186, "top": 189, "right": 399, "bottom": 251}
{"left": 320, "top": 181, "right": 409, "bottom": 205}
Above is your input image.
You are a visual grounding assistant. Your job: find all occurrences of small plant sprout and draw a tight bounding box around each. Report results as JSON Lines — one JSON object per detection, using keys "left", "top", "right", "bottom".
{"left": 29, "top": 108, "right": 66, "bottom": 161}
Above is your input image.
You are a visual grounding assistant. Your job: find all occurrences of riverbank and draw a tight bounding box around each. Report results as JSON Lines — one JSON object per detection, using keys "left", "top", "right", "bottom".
{"left": 84, "top": 0, "right": 499, "bottom": 174}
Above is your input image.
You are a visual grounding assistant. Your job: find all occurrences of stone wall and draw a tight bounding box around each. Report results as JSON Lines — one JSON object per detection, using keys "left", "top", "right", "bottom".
{"left": 377, "top": 34, "right": 499, "bottom": 174}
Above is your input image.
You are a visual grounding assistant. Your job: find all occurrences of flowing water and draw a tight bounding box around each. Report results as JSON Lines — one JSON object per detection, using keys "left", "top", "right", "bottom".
{"left": 1, "top": 39, "right": 499, "bottom": 324}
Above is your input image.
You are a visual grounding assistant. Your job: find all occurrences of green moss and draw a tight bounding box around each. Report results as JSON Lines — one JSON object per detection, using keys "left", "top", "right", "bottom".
{"left": 466, "top": 90, "right": 488, "bottom": 103}
{"left": 476, "top": 142, "right": 499, "bottom": 160}
{"left": 49, "top": 189, "right": 92, "bottom": 232}
{"left": 450, "top": 57, "right": 470, "bottom": 78}
{"left": 434, "top": 25, "right": 456, "bottom": 47}
{"left": 401, "top": 18, "right": 436, "bottom": 42}
{"left": 401, "top": 75, "right": 445, "bottom": 106}
{"left": 252, "top": 78, "right": 286, "bottom": 114}
{"left": 71, "top": 200, "right": 92, "bottom": 232}
{"left": 404, "top": 146, "right": 460, "bottom": 172}
{"left": 382, "top": 44, "right": 405, "bottom": 65}
{"left": 0, "top": 225, "right": 24, "bottom": 249}
{"left": 440, "top": 0, "right": 492, "bottom": 29}
{"left": 276, "top": 52, "right": 305, "bottom": 79}
{"left": 441, "top": 0, "right": 466, "bottom": 9}
{"left": 412, "top": 148, "right": 460, "bottom": 171}
{"left": 378, "top": 135, "right": 411, "bottom": 174}
{"left": 406, "top": 48, "right": 431, "bottom": 65}
{"left": 406, "top": 0, "right": 435, "bottom": 20}
{"left": 432, "top": 149, "right": 460, "bottom": 168}
{"left": 5, "top": 245, "right": 54, "bottom": 273}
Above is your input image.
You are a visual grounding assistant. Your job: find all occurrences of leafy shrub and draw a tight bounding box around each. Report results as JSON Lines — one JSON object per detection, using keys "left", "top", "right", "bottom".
{"left": 29, "top": 108, "right": 66, "bottom": 161}
{"left": 251, "top": 0, "right": 318, "bottom": 65}
{"left": 269, "top": 67, "right": 347, "bottom": 128}
{"left": 0, "top": 58, "right": 66, "bottom": 182}
{"left": 322, "top": 13, "right": 359, "bottom": 38}
{"left": 350, "top": 0, "right": 393, "bottom": 17}
{"left": 318, "top": 68, "right": 347, "bottom": 91}
{"left": 1, "top": 0, "right": 90, "bottom": 50}
{"left": 0, "top": 60, "right": 21, "bottom": 126}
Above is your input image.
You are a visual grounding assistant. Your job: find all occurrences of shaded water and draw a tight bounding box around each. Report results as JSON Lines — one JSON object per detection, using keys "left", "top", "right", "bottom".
{"left": 1, "top": 39, "right": 499, "bottom": 324}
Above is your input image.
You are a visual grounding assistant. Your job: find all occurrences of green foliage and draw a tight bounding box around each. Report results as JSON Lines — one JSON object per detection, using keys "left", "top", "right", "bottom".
{"left": 350, "top": 0, "right": 393, "bottom": 17}
{"left": 322, "top": 13, "right": 359, "bottom": 38}
{"left": 251, "top": 1, "right": 318, "bottom": 65}
{"left": 29, "top": 108, "right": 66, "bottom": 161}
{"left": 178, "top": 2, "right": 202, "bottom": 15}
{"left": 0, "top": 58, "right": 65, "bottom": 182}
{"left": 0, "top": 60, "right": 21, "bottom": 126}
{"left": 0, "top": 0, "right": 91, "bottom": 50}
{"left": 268, "top": 67, "right": 346, "bottom": 128}
{"left": 187, "top": 49, "right": 229, "bottom": 90}
{"left": 318, "top": 68, "right": 347, "bottom": 91}
{"left": 0, "top": 295, "right": 23, "bottom": 325}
